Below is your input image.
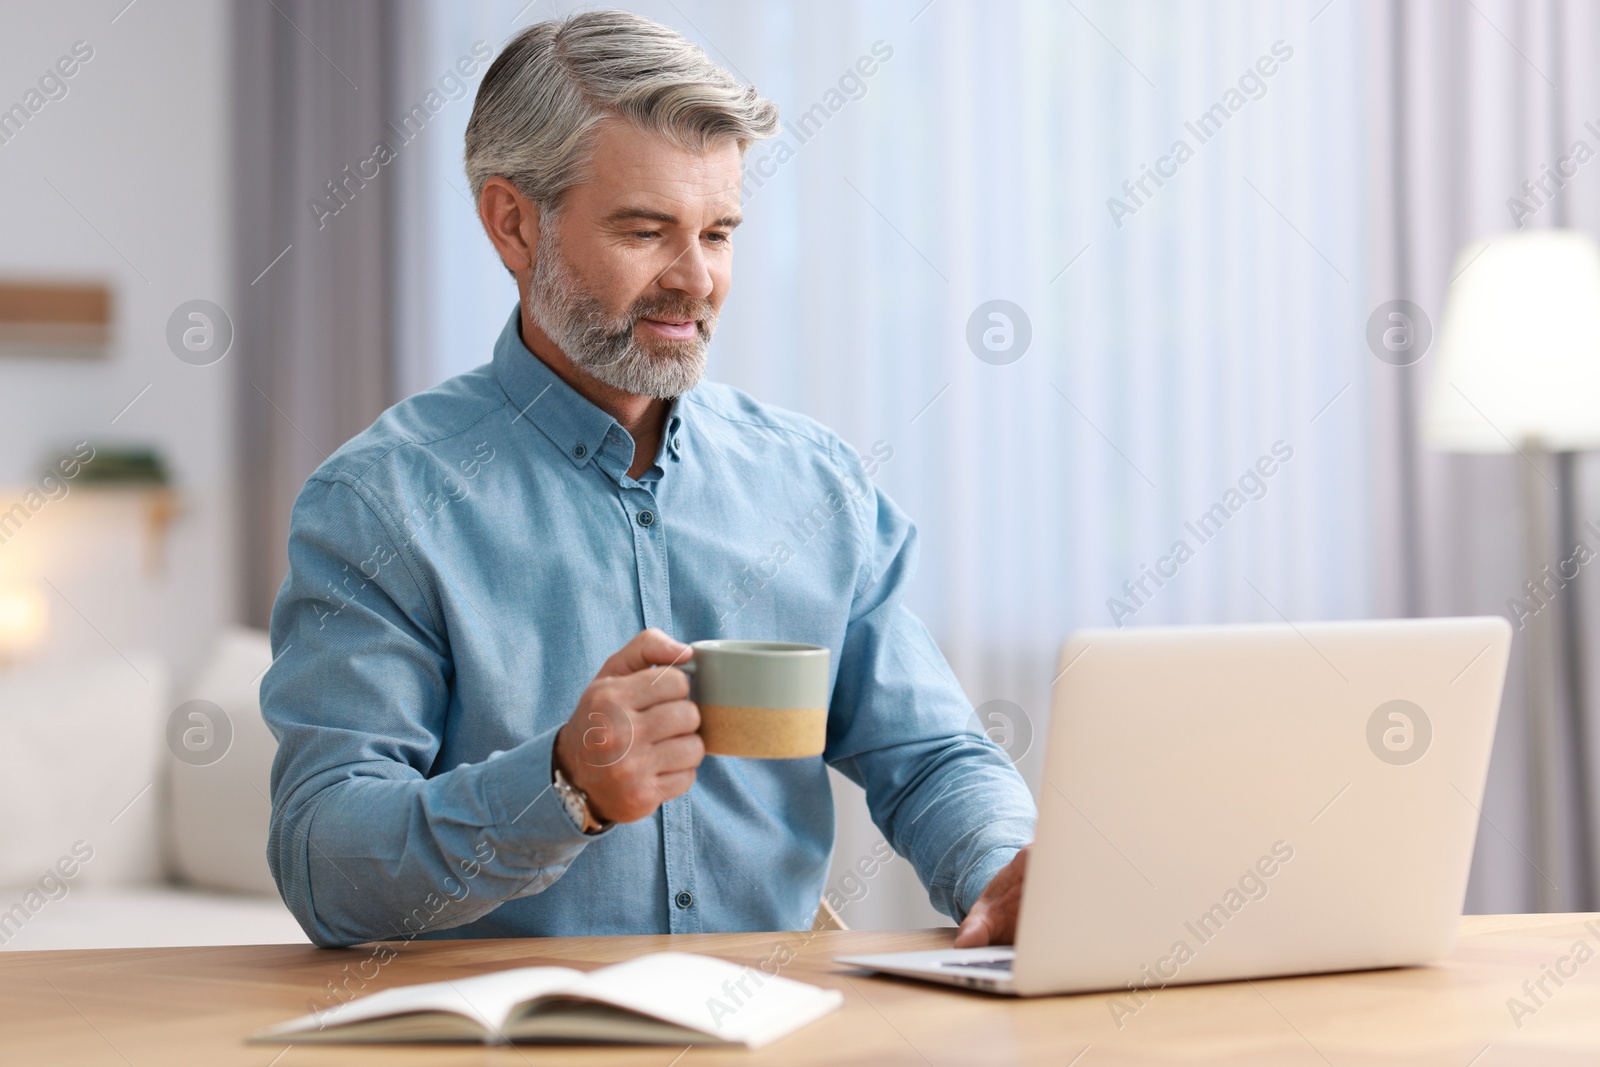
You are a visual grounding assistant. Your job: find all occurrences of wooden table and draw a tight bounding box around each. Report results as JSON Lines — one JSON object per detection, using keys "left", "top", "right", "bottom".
{"left": 5, "top": 914, "right": 1600, "bottom": 1065}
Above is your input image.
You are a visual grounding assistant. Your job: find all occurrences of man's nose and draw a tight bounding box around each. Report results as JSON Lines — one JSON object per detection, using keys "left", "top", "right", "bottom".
{"left": 655, "top": 239, "right": 715, "bottom": 301}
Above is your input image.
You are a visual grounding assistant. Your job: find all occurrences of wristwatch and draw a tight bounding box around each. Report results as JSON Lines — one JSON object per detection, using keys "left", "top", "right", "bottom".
{"left": 552, "top": 765, "right": 609, "bottom": 835}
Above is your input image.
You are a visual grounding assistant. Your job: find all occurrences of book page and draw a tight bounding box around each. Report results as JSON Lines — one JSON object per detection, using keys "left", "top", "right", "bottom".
{"left": 545, "top": 953, "right": 843, "bottom": 1049}
{"left": 436, "top": 966, "right": 587, "bottom": 1036}
{"left": 258, "top": 966, "right": 582, "bottom": 1041}
{"left": 509, "top": 1002, "right": 720, "bottom": 1045}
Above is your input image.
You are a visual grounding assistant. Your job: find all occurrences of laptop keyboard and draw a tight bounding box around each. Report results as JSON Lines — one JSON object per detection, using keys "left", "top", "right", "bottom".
{"left": 940, "top": 957, "right": 1014, "bottom": 971}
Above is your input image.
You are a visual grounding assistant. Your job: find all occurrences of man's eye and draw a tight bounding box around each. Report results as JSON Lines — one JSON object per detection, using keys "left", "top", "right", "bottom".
{"left": 632, "top": 230, "right": 660, "bottom": 240}
{"left": 703, "top": 232, "right": 729, "bottom": 244}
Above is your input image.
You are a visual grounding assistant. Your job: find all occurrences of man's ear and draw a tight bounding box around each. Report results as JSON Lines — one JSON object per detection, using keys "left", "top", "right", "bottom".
{"left": 478, "top": 176, "right": 541, "bottom": 273}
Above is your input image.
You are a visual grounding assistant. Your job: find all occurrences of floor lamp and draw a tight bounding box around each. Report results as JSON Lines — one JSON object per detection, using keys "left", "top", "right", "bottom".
{"left": 1423, "top": 229, "right": 1600, "bottom": 911}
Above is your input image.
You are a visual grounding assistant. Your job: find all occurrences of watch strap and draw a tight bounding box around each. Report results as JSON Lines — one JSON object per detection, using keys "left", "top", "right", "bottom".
{"left": 552, "top": 766, "right": 608, "bottom": 834}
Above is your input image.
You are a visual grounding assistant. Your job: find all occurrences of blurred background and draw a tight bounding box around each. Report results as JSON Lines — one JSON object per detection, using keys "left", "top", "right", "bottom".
{"left": 2, "top": 0, "right": 1600, "bottom": 944}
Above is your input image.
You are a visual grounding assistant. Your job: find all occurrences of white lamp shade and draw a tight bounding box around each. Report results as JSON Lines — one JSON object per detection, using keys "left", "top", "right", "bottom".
{"left": 1423, "top": 229, "right": 1600, "bottom": 452}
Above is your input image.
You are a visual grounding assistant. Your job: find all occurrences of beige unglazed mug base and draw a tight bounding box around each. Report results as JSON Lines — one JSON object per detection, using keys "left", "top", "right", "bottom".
{"left": 681, "top": 639, "right": 830, "bottom": 759}
{"left": 697, "top": 704, "right": 827, "bottom": 759}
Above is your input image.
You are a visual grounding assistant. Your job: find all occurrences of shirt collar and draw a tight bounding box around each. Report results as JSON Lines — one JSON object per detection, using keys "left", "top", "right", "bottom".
{"left": 490, "top": 304, "right": 689, "bottom": 471}
{"left": 664, "top": 407, "right": 684, "bottom": 460}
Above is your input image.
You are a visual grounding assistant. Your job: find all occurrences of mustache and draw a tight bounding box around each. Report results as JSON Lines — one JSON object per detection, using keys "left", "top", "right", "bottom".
{"left": 626, "top": 294, "right": 715, "bottom": 332}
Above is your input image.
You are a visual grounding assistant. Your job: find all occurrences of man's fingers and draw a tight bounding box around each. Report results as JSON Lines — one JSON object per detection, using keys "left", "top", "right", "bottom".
{"left": 985, "top": 847, "right": 1030, "bottom": 904}
{"left": 986, "top": 900, "right": 1020, "bottom": 944}
{"left": 636, "top": 699, "right": 701, "bottom": 743}
{"left": 651, "top": 730, "right": 706, "bottom": 773}
{"left": 953, "top": 907, "right": 993, "bottom": 948}
{"left": 952, "top": 847, "right": 1031, "bottom": 949}
{"left": 598, "top": 628, "right": 692, "bottom": 679}
{"left": 587, "top": 667, "right": 691, "bottom": 721}
{"left": 1011, "top": 845, "right": 1031, "bottom": 877}
{"left": 655, "top": 768, "right": 698, "bottom": 800}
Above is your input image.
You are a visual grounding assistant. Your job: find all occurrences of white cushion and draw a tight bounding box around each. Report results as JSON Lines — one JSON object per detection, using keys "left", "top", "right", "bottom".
{"left": 0, "top": 653, "right": 167, "bottom": 887}
{"left": 167, "top": 627, "right": 281, "bottom": 896}
{"left": 0, "top": 884, "right": 308, "bottom": 950}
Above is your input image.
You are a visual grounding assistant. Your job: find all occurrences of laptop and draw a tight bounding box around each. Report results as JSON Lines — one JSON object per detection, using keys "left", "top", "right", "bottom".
{"left": 836, "top": 617, "right": 1512, "bottom": 997}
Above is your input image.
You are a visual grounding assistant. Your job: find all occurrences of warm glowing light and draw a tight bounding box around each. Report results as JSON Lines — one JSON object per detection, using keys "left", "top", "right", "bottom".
{"left": 0, "top": 583, "right": 48, "bottom": 661}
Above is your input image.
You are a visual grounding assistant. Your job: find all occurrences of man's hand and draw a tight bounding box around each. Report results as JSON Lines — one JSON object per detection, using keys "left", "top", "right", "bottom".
{"left": 952, "top": 846, "right": 1030, "bottom": 948}
{"left": 552, "top": 628, "right": 703, "bottom": 824}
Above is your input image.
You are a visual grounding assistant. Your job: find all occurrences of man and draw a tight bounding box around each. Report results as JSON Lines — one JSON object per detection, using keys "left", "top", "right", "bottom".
{"left": 263, "top": 9, "right": 1034, "bottom": 950}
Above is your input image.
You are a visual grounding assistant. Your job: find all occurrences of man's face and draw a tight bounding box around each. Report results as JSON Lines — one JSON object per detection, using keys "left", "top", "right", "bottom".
{"left": 527, "top": 119, "right": 743, "bottom": 399}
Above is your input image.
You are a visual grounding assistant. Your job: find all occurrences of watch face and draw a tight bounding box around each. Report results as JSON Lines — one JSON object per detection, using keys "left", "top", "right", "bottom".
{"left": 563, "top": 794, "right": 588, "bottom": 827}
{"left": 555, "top": 771, "right": 596, "bottom": 831}
{"left": 560, "top": 777, "right": 592, "bottom": 825}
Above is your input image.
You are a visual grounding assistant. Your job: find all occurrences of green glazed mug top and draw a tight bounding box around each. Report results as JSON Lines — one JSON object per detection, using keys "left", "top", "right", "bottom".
{"left": 680, "top": 640, "right": 829, "bottom": 710}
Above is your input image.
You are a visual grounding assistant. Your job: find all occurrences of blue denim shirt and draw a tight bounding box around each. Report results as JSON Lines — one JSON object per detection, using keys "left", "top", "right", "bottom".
{"left": 262, "top": 306, "right": 1036, "bottom": 947}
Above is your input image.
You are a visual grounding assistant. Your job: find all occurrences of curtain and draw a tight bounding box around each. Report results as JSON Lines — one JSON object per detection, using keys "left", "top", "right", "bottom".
{"left": 1370, "top": 0, "right": 1600, "bottom": 913}
{"left": 398, "top": 0, "right": 1374, "bottom": 927}
{"left": 232, "top": 0, "right": 1600, "bottom": 927}
{"left": 233, "top": 0, "right": 398, "bottom": 625}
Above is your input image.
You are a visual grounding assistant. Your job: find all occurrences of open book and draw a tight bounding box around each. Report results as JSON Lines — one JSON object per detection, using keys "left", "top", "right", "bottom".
{"left": 252, "top": 952, "right": 843, "bottom": 1049}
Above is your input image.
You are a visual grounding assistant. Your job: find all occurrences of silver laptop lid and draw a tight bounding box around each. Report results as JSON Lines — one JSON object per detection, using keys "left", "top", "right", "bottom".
{"left": 1013, "top": 617, "right": 1511, "bottom": 998}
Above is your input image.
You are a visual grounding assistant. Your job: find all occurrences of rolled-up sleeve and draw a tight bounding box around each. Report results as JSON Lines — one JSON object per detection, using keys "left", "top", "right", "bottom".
{"left": 261, "top": 475, "right": 599, "bottom": 948}
{"left": 824, "top": 444, "right": 1037, "bottom": 923}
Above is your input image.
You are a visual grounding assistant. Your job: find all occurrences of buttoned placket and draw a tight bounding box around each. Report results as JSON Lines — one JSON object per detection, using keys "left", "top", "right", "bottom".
{"left": 602, "top": 425, "right": 700, "bottom": 933}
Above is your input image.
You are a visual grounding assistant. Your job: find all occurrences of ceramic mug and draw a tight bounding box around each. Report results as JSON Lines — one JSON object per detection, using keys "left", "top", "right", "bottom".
{"left": 681, "top": 640, "right": 829, "bottom": 758}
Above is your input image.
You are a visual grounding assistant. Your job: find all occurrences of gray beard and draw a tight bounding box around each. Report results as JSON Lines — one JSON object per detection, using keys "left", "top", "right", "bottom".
{"left": 526, "top": 225, "right": 713, "bottom": 400}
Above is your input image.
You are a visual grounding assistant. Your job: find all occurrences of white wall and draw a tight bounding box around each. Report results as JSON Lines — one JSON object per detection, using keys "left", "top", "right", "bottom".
{"left": 0, "top": 0, "right": 235, "bottom": 689}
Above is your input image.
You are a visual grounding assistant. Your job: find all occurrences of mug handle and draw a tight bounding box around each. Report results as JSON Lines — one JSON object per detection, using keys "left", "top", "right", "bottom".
{"left": 675, "top": 659, "right": 697, "bottom": 703}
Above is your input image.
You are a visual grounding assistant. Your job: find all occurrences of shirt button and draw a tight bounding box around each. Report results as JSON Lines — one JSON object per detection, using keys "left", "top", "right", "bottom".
{"left": 637, "top": 509, "right": 655, "bottom": 527}
{"left": 573, "top": 443, "right": 587, "bottom": 458}
{"left": 675, "top": 891, "right": 693, "bottom": 909}
{"left": 672, "top": 436, "right": 682, "bottom": 450}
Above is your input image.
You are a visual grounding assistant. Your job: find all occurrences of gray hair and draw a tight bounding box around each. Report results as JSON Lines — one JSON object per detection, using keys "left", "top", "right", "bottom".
{"left": 464, "top": 9, "right": 780, "bottom": 206}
